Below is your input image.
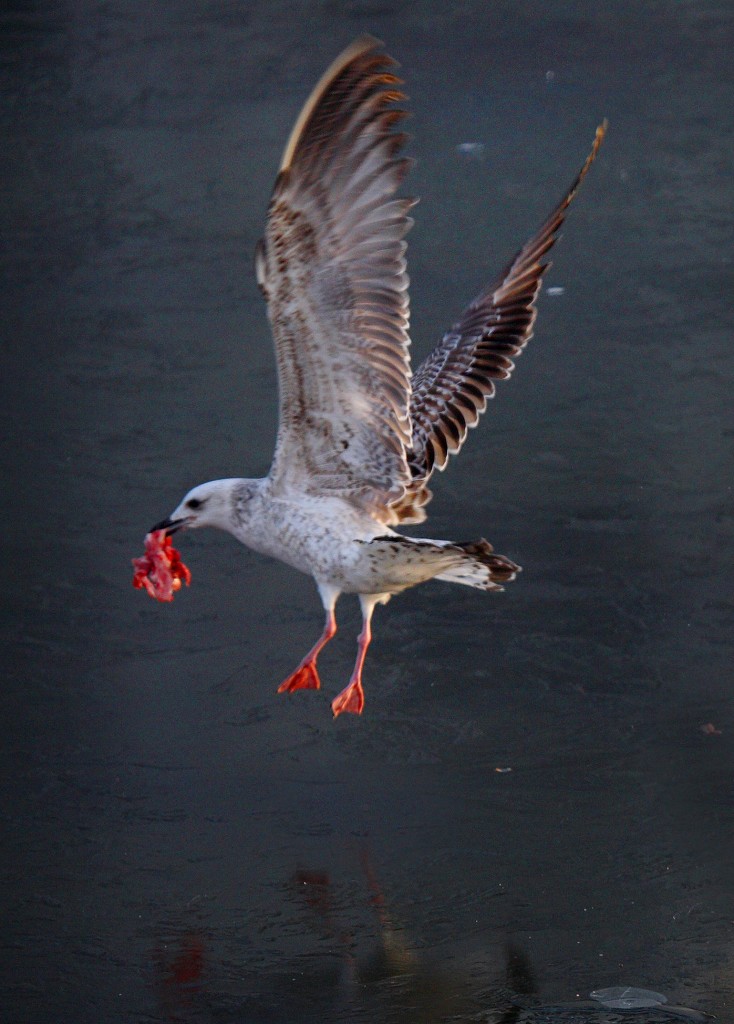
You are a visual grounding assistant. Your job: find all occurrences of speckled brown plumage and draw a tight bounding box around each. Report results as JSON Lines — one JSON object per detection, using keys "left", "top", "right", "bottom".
{"left": 257, "top": 36, "right": 416, "bottom": 524}
{"left": 255, "top": 35, "right": 605, "bottom": 529}
{"left": 399, "top": 121, "right": 607, "bottom": 523}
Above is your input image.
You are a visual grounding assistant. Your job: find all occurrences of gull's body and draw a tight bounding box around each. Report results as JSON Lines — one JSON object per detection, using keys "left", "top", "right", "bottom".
{"left": 151, "top": 37, "right": 606, "bottom": 716}
{"left": 195, "top": 480, "right": 491, "bottom": 594}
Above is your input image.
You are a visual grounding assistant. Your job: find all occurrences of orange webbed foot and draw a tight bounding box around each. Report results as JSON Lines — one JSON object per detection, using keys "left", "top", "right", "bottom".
{"left": 331, "top": 678, "right": 365, "bottom": 717}
{"left": 278, "top": 661, "right": 321, "bottom": 693}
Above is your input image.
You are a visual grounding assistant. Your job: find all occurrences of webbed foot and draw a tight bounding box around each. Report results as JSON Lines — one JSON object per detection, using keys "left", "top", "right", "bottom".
{"left": 331, "top": 678, "right": 365, "bottom": 717}
{"left": 278, "top": 661, "right": 321, "bottom": 693}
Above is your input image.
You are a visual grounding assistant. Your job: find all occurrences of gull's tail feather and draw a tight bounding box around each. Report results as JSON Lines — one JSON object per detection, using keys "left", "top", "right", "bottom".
{"left": 364, "top": 535, "right": 520, "bottom": 593}
{"left": 435, "top": 538, "right": 521, "bottom": 592}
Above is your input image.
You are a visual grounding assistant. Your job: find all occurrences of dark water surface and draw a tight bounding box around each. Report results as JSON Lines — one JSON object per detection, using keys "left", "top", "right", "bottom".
{"left": 3, "top": 2, "right": 733, "bottom": 1021}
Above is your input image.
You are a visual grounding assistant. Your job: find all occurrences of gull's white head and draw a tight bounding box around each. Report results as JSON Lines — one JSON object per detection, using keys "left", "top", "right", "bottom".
{"left": 151, "top": 478, "right": 260, "bottom": 537}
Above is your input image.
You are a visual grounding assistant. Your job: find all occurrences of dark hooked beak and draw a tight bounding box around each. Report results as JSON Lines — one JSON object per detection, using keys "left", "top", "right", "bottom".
{"left": 150, "top": 517, "right": 187, "bottom": 537}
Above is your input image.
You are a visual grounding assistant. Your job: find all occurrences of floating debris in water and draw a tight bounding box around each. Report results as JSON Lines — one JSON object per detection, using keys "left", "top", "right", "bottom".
{"left": 456, "top": 141, "right": 485, "bottom": 159}
{"left": 590, "top": 986, "right": 667, "bottom": 1009}
{"left": 495, "top": 766, "right": 512, "bottom": 774}
{"left": 700, "top": 722, "right": 722, "bottom": 735}
{"left": 546, "top": 286, "right": 565, "bottom": 296}
{"left": 545, "top": 70, "right": 556, "bottom": 82}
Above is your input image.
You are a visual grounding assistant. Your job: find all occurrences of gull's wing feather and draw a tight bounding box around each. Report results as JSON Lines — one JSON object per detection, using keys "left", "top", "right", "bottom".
{"left": 393, "top": 122, "right": 607, "bottom": 523}
{"left": 258, "top": 36, "right": 416, "bottom": 521}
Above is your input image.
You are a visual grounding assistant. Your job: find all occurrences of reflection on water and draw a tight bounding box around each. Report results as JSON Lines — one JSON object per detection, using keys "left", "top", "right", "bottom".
{"left": 3, "top": 0, "right": 733, "bottom": 1021}
{"left": 145, "top": 846, "right": 710, "bottom": 1023}
{"left": 152, "top": 931, "right": 206, "bottom": 1019}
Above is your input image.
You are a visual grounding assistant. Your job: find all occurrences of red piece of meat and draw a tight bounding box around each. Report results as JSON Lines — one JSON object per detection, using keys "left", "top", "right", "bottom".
{"left": 132, "top": 530, "right": 191, "bottom": 602}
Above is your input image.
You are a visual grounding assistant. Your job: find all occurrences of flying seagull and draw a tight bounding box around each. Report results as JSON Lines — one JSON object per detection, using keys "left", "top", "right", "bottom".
{"left": 150, "top": 36, "right": 606, "bottom": 717}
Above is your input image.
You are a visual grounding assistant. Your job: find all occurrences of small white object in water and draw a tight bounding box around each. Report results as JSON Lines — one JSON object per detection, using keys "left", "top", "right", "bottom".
{"left": 545, "top": 70, "right": 556, "bottom": 82}
{"left": 456, "top": 142, "right": 485, "bottom": 159}
{"left": 590, "top": 986, "right": 667, "bottom": 1010}
{"left": 546, "top": 286, "right": 565, "bottom": 296}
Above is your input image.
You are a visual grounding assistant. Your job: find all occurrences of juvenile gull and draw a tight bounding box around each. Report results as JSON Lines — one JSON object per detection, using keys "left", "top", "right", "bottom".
{"left": 149, "top": 36, "right": 606, "bottom": 717}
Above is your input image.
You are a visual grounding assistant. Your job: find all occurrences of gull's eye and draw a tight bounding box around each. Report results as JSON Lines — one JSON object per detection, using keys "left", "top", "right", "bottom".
{"left": 186, "top": 498, "right": 202, "bottom": 510}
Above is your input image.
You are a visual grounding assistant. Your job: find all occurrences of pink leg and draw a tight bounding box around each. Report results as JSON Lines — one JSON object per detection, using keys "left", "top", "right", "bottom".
{"left": 277, "top": 605, "right": 336, "bottom": 694}
{"left": 332, "top": 596, "right": 380, "bottom": 718}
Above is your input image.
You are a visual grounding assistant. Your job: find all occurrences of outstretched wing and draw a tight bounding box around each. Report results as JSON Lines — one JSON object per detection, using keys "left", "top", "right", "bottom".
{"left": 395, "top": 122, "right": 607, "bottom": 523}
{"left": 258, "top": 36, "right": 416, "bottom": 522}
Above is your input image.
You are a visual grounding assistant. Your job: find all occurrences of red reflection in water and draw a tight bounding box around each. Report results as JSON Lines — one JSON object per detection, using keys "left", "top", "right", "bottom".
{"left": 152, "top": 931, "right": 206, "bottom": 1019}
{"left": 292, "top": 868, "right": 357, "bottom": 976}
